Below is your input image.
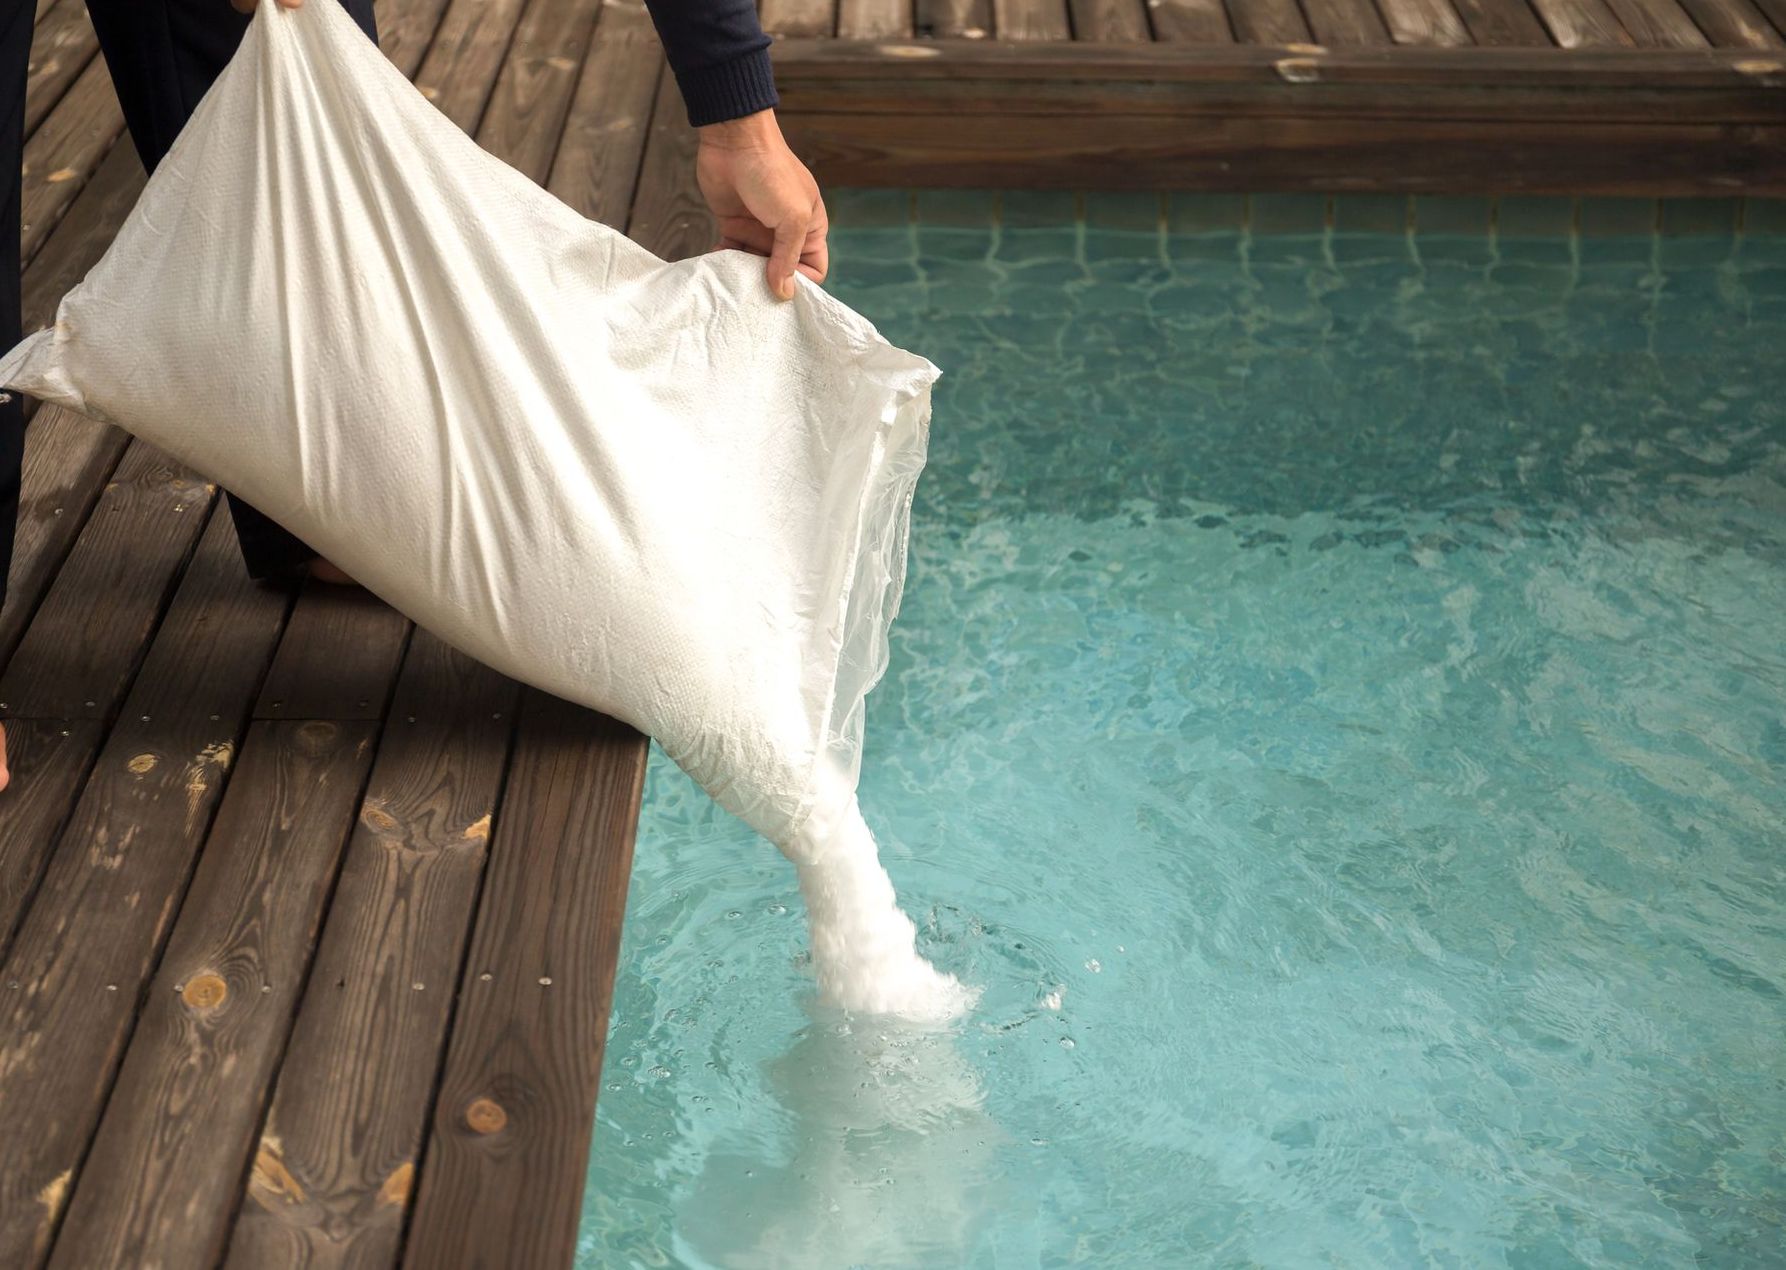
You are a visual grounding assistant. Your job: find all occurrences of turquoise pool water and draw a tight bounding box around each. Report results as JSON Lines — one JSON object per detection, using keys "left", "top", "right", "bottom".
{"left": 576, "top": 212, "right": 1786, "bottom": 1268}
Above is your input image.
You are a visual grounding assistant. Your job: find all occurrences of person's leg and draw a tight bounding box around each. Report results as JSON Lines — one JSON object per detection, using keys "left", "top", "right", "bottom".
{"left": 2, "top": 0, "right": 30, "bottom": 789}
{"left": 84, "top": 0, "right": 379, "bottom": 583}
{"left": 1, "top": 0, "right": 31, "bottom": 616}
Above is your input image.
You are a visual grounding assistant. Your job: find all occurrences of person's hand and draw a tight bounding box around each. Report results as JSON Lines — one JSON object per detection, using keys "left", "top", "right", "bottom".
{"left": 696, "top": 110, "right": 827, "bottom": 301}
{"left": 230, "top": 0, "right": 302, "bottom": 12}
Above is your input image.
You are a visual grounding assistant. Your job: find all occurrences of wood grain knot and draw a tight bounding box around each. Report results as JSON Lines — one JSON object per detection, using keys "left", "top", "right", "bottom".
{"left": 297, "top": 720, "right": 339, "bottom": 748}
{"left": 465, "top": 1097, "right": 508, "bottom": 1135}
{"left": 182, "top": 974, "right": 228, "bottom": 1009}
{"left": 361, "top": 802, "right": 400, "bottom": 833}
{"left": 378, "top": 1161, "right": 415, "bottom": 1207}
{"left": 128, "top": 753, "right": 158, "bottom": 774}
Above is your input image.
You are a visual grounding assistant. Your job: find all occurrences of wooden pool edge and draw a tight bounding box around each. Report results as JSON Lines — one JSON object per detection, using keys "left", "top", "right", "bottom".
{"left": 772, "top": 39, "right": 1786, "bottom": 196}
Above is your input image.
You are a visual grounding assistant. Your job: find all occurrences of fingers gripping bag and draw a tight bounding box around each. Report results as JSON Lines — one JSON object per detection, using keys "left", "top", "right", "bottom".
{"left": 0, "top": 0, "right": 973, "bottom": 1020}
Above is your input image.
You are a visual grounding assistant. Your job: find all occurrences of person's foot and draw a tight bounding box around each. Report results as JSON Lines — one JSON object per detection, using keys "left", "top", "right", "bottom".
{"left": 308, "top": 558, "right": 358, "bottom": 586}
{"left": 1, "top": 721, "right": 10, "bottom": 794}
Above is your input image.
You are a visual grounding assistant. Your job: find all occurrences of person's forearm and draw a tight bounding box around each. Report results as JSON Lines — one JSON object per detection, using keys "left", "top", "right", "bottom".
{"left": 640, "top": 0, "right": 779, "bottom": 128}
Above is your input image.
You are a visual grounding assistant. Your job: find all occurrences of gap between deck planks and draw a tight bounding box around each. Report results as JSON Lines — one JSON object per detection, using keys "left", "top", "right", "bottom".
{"left": 1, "top": 0, "right": 659, "bottom": 1266}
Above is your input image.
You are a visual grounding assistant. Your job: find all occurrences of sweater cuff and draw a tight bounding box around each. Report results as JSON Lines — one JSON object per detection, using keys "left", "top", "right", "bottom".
{"left": 676, "top": 46, "right": 780, "bottom": 128}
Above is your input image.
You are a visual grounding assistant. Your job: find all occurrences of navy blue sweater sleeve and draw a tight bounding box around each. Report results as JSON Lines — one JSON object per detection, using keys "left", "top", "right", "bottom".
{"left": 641, "top": 0, "right": 780, "bottom": 128}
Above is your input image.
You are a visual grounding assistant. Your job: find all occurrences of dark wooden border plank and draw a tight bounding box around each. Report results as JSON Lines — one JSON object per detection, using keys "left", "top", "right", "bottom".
{"left": 768, "top": 38, "right": 1786, "bottom": 98}
{"left": 1152, "top": 0, "right": 1236, "bottom": 41}
{"left": 0, "top": 509, "right": 292, "bottom": 1268}
{"left": 23, "top": 0, "right": 100, "bottom": 139}
{"left": 1753, "top": 0, "right": 1786, "bottom": 37}
{"left": 222, "top": 636, "right": 516, "bottom": 1270}
{"left": 46, "top": 718, "right": 379, "bottom": 1270}
{"left": 399, "top": 691, "right": 646, "bottom": 1270}
{"left": 840, "top": 0, "right": 916, "bottom": 36}
{"left": 777, "top": 109, "right": 1786, "bottom": 193}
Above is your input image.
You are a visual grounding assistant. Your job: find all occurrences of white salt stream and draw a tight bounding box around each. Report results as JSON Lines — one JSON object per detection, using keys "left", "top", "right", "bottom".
{"left": 785, "top": 787, "right": 977, "bottom": 1022}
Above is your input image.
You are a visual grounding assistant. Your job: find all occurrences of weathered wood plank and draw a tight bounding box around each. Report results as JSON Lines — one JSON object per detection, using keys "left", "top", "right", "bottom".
{"left": 413, "top": 0, "right": 532, "bottom": 132}
{"left": 769, "top": 37, "right": 1786, "bottom": 97}
{"left": 221, "top": 637, "right": 516, "bottom": 1270}
{"left": 0, "top": 510, "right": 292, "bottom": 1268}
{"left": 1302, "top": 0, "right": 1395, "bottom": 43}
{"left": 916, "top": 0, "right": 994, "bottom": 36}
{"left": 1375, "top": 0, "right": 1474, "bottom": 43}
{"left": 474, "top": 0, "right": 607, "bottom": 178}
{"left": 1674, "top": 0, "right": 1784, "bottom": 44}
{"left": 1752, "top": 0, "right": 1786, "bottom": 39}
{"left": 0, "top": 718, "right": 102, "bottom": 951}
{"left": 19, "top": 140, "right": 146, "bottom": 336}
{"left": 1227, "top": 0, "right": 1316, "bottom": 40}
{"left": 379, "top": 0, "right": 456, "bottom": 77}
{"left": 1527, "top": 0, "right": 1634, "bottom": 43}
{"left": 0, "top": 408, "right": 128, "bottom": 676}
{"left": 994, "top": 0, "right": 1073, "bottom": 37}
{"left": 1601, "top": 0, "right": 1710, "bottom": 45}
{"left": 23, "top": 0, "right": 99, "bottom": 139}
{"left": 777, "top": 108, "right": 1786, "bottom": 194}
{"left": 0, "top": 445, "right": 215, "bottom": 721}
{"left": 548, "top": 0, "right": 666, "bottom": 229}
{"left": 627, "top": 62, "right": 717, "bottom": 259}
{"left": 46, "top": 719, "right": 379, "bottom": 1270}
{"left": 1150, "top": 0, "right": 1235, "bottom": 41}
{"left": 1072, "top": 0, "right": 1155, "bottom": 40}
{"left": 840, "top": 0, "right": 915, "bottom": 36}
{"left": 19, "top": 55, "right": 125, "bottom": 268}
{"left": 254, "top": 579, "right": 412, "bottom": 720}
{"left": 762, "top": 0, "right": 838, "bottom": 34}
{"left": 1450, "top": 0, "right": 1569, "bottom": 43}
{"left": 399, "top": 691, "right": 646, "bottom": 1270}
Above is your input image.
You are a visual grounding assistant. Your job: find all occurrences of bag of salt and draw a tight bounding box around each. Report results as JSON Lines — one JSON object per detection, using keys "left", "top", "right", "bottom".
{"left": 0, "top": 0, "right": 970, "bottom": 1020}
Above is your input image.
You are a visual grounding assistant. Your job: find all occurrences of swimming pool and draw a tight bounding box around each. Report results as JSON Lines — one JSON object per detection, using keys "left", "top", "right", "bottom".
{"left": 576, "top": 196, "right": 1786, "bottom": 1268}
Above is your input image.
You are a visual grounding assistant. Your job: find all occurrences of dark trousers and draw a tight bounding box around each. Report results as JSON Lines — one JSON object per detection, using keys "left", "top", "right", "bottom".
{"left": 1, "top": 0, "right": 377, "bottom": 610}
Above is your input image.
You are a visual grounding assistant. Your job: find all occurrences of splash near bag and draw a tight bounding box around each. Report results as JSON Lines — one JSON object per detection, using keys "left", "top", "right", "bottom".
{"left": 1, "top": 0, "right": 969, "bottom": 1019}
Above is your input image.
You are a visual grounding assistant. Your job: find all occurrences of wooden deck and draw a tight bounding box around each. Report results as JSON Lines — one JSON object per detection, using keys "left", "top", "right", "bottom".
{"left": 2, "top": 1, "right": 692, "bottom": 1265}
{"left": 2, "top": 0, "right": 1779, "bottom": 1266}
{"left": 768, "top": 0, "right": 1786, "bottom": 192}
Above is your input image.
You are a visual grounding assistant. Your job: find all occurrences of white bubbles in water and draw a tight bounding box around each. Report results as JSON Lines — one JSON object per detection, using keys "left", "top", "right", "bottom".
{"left": 1059, "top": 1037, "right": 1076, "bottom": 1050}
{"left": 1084, "top": 958, "right": 1102, "bottom": 974}
{"left": 1041, "top": 987, "right": 1064, "bottom": 1011}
